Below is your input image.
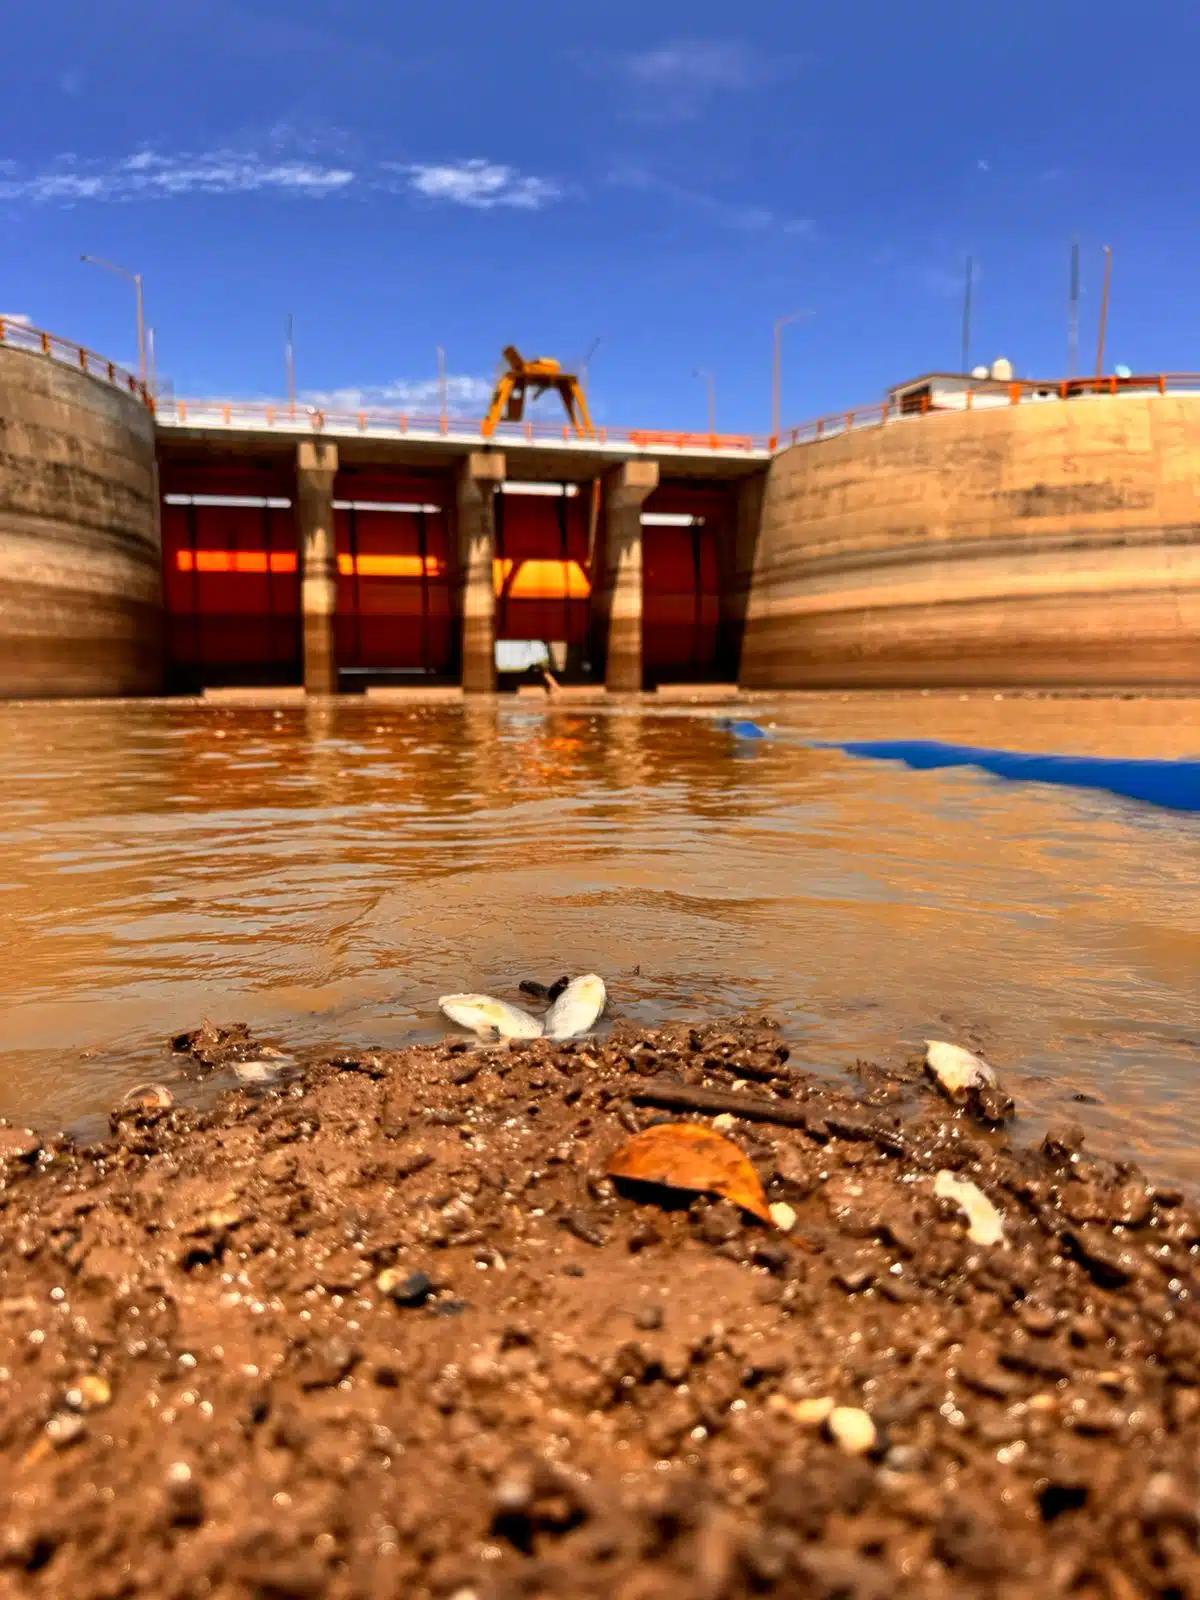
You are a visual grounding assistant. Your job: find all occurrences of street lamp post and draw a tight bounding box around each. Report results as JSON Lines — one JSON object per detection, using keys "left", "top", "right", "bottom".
{"left": 81, "top": 255, "right": 145, "bottom": 389}
{"left": 580, "top": 336, "right": 602, "bottom": 398}
{"left": 693, "top": 367, "right": 716, "bottom": 435}
{"left": 772, "top": 310, "right": 813, "bottom": 444}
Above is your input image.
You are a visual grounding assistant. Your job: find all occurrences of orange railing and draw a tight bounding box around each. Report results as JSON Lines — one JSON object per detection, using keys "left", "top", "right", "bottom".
{"left": 0, "top": 317, "right": 150, "bottom": 405}
{"left": 154, "top": 396, "right": 770, "bottom": 454}
{"left": 772, "top": 373, "right": 1200, "bottom": 450}
{"left": 9, "top": 318, "right": 1190, "bottom": 457}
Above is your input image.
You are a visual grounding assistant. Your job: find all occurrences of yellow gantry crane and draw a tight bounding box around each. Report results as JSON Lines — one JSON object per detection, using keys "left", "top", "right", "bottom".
{"left": 482, "top": 345, "right": 596, "bottom": 439}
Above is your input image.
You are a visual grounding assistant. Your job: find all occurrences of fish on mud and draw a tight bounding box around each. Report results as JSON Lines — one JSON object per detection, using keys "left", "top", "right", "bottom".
{"left": 543, "top": 974, "right": 606, "bottom": 1041}
{"left": 924, "top": 1039, "right": 997, "bottom": 1096}
{"left": 438, "top": 994, "right": 545, "bottom": 1040}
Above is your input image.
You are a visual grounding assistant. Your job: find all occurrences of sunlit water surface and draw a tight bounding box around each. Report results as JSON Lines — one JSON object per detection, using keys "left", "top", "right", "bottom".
{"left": 1, "top": 694, "right": 1197, "bottom": 1178}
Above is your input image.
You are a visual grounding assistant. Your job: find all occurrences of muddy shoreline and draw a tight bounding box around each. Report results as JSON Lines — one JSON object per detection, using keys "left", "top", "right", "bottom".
{"left": 1, "top": 1018, "right": 1199, "bottom": 1598}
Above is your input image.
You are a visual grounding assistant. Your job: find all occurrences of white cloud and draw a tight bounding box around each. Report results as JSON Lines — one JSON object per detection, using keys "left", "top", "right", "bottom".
{"left": 624, "top": 39, "right": 761, "bottom": 92}
{"left": 1, "top": 312, "right": 32, "bottom": 325}
{"left": 607, "top": 162, "right": 812, "bottom": 237}
{"left": 303, "top": 375, "right": 494, "bottom": 415}
{"left": 0, "top": 144, "right": 563, "bottom": 213}
{"left": 615, "top": 38, "right": 780, "bottom": 121}
{"left": 0, "top": 146, "right": 354, "bottom": 204}
{"left": 397, "top": 159, "right": 561, "bottom": 210}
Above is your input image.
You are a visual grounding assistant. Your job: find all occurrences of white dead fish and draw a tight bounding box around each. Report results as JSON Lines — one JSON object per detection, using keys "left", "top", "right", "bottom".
{"left": 543, "top": 974, "right": 606, "bottom": 1041}
{"left": 924, "top": 1039, "right": 997, "bottom": 1097}
{"left": 438, "top": 994, "right": 544, "bottom": 1040}
{"left": 232, "top": 1058, "right": 286, "bottom": 1084}
{"left": 934, "top": 1170, "right": 1006, "bottom": 1246}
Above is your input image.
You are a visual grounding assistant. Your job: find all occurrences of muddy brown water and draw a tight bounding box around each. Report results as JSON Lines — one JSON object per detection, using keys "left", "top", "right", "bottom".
{"left": 1, "top": 694, "right": 1197, "bottom": 1178}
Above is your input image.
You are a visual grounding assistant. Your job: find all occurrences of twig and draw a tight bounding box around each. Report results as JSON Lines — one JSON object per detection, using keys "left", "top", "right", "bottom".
{"left": 629, "top": 1079, "right": 810, "bottom": 1130}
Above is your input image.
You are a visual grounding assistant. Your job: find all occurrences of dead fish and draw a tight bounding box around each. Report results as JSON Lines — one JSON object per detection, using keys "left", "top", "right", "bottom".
{"left": 924, "top": 1039, "right": 997, "bottom": 1097}
{"left": 543, "top": 974, "right": 606, "bottom": 1041}
{"left": 232, "top": 1058, "right": 285, "bottom": 1084}
{"left": 934, "top": 1170, "right": 1006, "bottom": 1246}
{"left": 439, "top": 994, "right": 544, "bottom": 1040}
{"left": 119, "top": 1084, "right": 174, "bottom": 1112}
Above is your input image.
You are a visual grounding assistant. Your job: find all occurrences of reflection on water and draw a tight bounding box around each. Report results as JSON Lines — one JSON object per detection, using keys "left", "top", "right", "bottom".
{"left": 0, "top": 693, "right": 1198, "bottom": 1179}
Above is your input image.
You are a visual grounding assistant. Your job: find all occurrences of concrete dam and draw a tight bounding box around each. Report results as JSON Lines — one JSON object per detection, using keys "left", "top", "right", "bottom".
{"left": 2, "top": 321, "right": 1198, "bottom": 697}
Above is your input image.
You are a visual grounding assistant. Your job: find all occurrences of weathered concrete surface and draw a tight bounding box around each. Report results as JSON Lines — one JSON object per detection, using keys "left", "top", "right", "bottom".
{"left": 0, "top": 348, "right": 161, "bottom": 696}
{"left": 296, "top": 439, "right": 339, "bottom": 695}
{"left": 456, "top": 451, "right": 505, "bottom": 693}
{"left": 717, "top": 472, "right": 766, "bottom": 680}
{"left": 595, "top": 459, "right": 659, "bottom": 692}
{"left": 740, "top": 396, "right": 1200, "bottom": 688}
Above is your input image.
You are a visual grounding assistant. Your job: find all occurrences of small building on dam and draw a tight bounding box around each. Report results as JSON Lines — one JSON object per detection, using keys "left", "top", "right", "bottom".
{"left": 2, "top": 322, "right": 1198, "bottom": 698}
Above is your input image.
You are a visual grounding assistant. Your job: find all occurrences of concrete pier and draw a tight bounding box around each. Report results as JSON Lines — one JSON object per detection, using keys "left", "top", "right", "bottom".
{"left": 456, "top": 451, "right": 505, "bottom": 694}
{"left": 598, "top": 460, "right": 659, "bottom": 692}
{"left": 296, "top": 440, "right": 339, "bottom": 695}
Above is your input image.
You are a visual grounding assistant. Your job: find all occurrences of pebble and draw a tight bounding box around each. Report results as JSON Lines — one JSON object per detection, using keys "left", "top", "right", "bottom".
{"left": 377, "top": 1268, "right": 434, "bottom": 1307}
{"left": 45, "top": 1413, "right": 86, "bottom": 1448}
{"left": 769, "top": 1394, "right": 835, "bottom": 1427}
{"left": 934, "top": 1170, "right": 1006, "bottom": 1246}
{"left": 0, "top": 1128, "right": 41, "bottom": 1163}
{"left": 826, "top": 1406, "right": 878, "bottom": 1455}
{"left": 64, "top": 1375, "right": 111, "bottom": 1412}
{"left": 712, "top": 1114, "right": 738, "bottom": 1131}
{"left": 768, "top": 1201, "right": 798, "bottom": 1233}
{"left": 633, "top": 1304, "right": 665, "bottom": 1331}
{"left": 924, "top": 1040, "right": 997, "bottom": 1097}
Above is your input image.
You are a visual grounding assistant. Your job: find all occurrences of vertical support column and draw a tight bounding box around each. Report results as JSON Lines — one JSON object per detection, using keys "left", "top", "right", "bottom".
{"left": 296, "top": 439, "right": 339, "bottom": 695}
{"left": 599, "top": 460, "right": 658, "bottom": 693}
{"left": 717, "top": 470, "right": 766, "bottom": 683}
{"left": 456, "top": 451, "right": 505, "bottom": 693}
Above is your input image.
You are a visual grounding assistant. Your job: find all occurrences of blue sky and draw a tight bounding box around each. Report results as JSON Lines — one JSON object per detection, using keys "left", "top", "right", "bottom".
{"left": 3, "top": 1, "right": 1197, "bottom": 433}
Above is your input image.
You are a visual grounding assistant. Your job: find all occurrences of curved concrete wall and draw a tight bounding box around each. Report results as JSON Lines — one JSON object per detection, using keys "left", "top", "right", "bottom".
{"left": 741, "top": 395, "right": 1200, "bottom": 688}
{"left": 0, "top": 348, "right": 162, "bottom": 697}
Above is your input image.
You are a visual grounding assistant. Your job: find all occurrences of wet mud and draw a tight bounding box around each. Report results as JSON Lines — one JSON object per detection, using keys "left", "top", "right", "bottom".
{"left": 1, "top": 1019, "right": 1199, "bottom": 1598}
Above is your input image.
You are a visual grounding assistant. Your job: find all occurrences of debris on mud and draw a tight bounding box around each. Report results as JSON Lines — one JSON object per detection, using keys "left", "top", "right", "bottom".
{"left": 0, "top": 1016, "right": 1198, "bottom": 1597}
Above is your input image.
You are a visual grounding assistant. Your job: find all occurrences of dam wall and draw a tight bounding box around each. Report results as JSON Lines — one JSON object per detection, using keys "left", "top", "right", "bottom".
{"left": 0, "top": 346, "right": 162, "bottom": 697}
{"left": 740, "top": 394, "right": 1200, "bottom": 688}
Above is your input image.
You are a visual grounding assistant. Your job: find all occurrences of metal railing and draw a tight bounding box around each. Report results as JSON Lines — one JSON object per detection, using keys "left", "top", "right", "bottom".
{"left": 7, "top": 315, "right": 1197, "bottom": 458}
{"left": 772, "top": 373, "right": 1200, "bottom": 449}
{"left": 153, "top": 396, "right": 772, "bottom": 455}
{"left": 0, "top": 317, "right": 149, "bottom": 404}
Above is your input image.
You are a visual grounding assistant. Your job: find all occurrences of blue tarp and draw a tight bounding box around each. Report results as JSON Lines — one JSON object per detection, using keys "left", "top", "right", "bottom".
{"left": 824, "top": 738, "right": 1200, "bottom": 814}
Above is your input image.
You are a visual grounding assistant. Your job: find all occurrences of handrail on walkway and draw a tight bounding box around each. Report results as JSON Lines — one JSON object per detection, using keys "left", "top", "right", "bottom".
{"left": 154, "top": 397, "right": 770, "bottom": 455}
{"left": 770, "top": 372, "right": 1200, "bottom": 450}
{"left": 6, "top": 317, "right": 1199, "bottom": 458}
{"left": 0, "top": 317, "right": 149, "bottom": 405}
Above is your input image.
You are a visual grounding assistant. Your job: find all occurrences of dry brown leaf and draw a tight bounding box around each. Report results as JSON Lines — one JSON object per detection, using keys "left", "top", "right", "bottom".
{"left": 606, "top": 1122, "right": 773, "bottom": 1224}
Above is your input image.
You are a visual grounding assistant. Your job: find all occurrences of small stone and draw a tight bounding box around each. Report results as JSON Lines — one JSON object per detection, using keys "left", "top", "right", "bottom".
{"left": 712, "top": 1114, "right": 738, "bottom": 1131}
{"left": 44, "top": 1413, "right": 85, "bottom": 1448}
{"left": 0, "top": 1128, "right": 41, "bottom": 1163}
{"left": 771, "top": 1395, "right": 835, "bottom": 1426}
{"left": 769, "top": 1202, "right": 798, "bottom": 1233}
{"left": 378, "top": 1268, "right": 434, "bottom": 1307}
{"left": 633, "top": 1304, "right": 664, "bottom": 1331}
{"left": 64, "top": 1375, "right": 111, "bottom": 1412}
{"left": 826, "top": 1406, "right": 878, "bottom": 1456}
